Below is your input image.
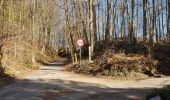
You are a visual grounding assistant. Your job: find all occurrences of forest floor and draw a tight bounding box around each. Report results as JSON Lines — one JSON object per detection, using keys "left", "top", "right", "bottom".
{"left": 0, "top": 58, "right": 170, "bottom": 100}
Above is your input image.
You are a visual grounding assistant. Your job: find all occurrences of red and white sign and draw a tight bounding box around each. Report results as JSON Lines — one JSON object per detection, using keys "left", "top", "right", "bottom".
{"left": 76, "top": 38, "right": 85, "bottom": 47}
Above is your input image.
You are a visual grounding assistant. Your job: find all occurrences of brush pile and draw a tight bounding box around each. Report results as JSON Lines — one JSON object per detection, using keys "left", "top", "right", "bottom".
{"left": 66, "top": 47, "right": 159, "bottom": 78}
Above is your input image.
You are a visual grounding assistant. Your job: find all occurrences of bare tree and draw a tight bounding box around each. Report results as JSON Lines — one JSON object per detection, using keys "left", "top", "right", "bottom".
{"left": 143, "top": 0, "right": 147, "bottom": 42}
{"left": 89, "top": 0, "right": 96, "bottom": 57}
{"left": 105, "top": 0, "right": 111, "bottom": 42}
{"left": 167, "top": 0, "right": 170, "bottom": 42}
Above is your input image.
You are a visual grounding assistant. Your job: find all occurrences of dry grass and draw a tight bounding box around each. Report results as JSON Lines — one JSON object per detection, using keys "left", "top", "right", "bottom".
{"left": 0, "top": 40, "right": 58, "bottom": 78}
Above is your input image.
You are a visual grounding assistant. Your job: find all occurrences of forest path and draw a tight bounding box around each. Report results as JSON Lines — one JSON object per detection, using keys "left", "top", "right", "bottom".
{"left": 0, "top": 58, "right": 170, "bottom": 100}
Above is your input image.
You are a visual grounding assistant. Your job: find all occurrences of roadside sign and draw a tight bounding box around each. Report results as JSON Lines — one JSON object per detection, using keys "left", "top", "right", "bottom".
{"left": 76, "top": 38, "right": 85, "bottom": 67}
{"left": 76, "top": 38, "right": 85, "bottom": 47}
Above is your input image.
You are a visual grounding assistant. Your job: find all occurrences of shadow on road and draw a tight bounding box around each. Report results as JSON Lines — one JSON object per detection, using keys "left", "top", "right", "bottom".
{"left": 0, "top": 78, "right": 152, "bottom": 100}
{"left": 42, "top": 63, "right": 67, "bottom": 67}
{"left": 41, "top": 58, "right": 69, "bottom": 67}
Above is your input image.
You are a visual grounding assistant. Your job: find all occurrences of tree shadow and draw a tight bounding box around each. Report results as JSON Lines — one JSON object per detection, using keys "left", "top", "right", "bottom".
{"left": 152, "top": 44, "right": 170, "bottom": 76}
{"left": 41, "top": 58, "right": 69, "bottom": 67}
{"left": 0, "top": 78, "right": 154, "bottom": 100}
{"left": 42, "top": 63, "right": 67, "bottom": 67}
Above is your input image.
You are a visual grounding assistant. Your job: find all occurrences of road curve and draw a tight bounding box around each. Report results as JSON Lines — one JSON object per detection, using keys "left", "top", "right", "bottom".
{"left": 0, "top": 58, "right": 170, "bottom": 100}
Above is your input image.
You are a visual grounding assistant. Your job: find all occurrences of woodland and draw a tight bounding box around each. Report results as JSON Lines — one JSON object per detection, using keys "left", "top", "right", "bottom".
{"left": 0, "top": 0, "right": 169, "bottom": 80}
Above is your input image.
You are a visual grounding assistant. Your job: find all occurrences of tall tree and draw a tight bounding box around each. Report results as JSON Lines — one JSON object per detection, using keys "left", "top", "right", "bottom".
{"left": 161, "top": 0, "right": 165, "bottom": 41}
{"left": 89, "top": 0, "right": 96, "bottom": 57}
{"left": 112, "top": 0, "right": 117, "bottom": 40}
{"left": 167, "top": 0, "right": 170, "bottom": 42}
{"left": 120, "top": 0, "right": 127, "bottom": 41}
{"left": 105, "top": 0, "right": 111, "bottom": 42}
{"left": 143, "top": 0, "right": 147, "bottom": 42}
{"left": 129, "top": 0, "right": 135, "bottom": 43}
{"left": 149, "top": 0, "right": 156, "bottom": 45}
{"left": 64, "top": 0, "right": 76, "bottom": 54}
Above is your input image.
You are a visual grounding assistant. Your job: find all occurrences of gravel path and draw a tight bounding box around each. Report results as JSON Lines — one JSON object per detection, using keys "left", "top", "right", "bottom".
{"left": 0, "top": 58, "right": 170, "bottom": 100}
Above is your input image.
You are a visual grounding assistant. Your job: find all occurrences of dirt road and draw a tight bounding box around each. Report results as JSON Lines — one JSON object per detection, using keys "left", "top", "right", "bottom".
{"left": 0, "top": 59, "right": 170, "bottom": 100}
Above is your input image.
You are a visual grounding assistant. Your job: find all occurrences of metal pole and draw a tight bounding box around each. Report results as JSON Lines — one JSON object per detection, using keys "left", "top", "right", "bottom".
{"left": 80, "top": 47, "right": 81, "bottom": 67}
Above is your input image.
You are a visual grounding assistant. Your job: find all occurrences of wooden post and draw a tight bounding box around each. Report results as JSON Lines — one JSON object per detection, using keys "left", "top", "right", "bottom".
{"left": 75, "top": 53, "right": 78, "bottom": 64}
{"left": 14, "top": 42, "right": 17, "bottom": 57}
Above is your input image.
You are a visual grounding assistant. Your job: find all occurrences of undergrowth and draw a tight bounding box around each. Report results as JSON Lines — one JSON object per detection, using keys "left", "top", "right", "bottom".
{"left": 66, "top": 42, "right": 170, "bottom": 79}
{"left": 0, "top": 40, "right": 58, "bottom": 78}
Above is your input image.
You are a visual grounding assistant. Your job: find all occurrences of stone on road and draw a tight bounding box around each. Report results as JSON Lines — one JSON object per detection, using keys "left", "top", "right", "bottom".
{"left": 0, "top": 58, "right": 170, "bottom": 100}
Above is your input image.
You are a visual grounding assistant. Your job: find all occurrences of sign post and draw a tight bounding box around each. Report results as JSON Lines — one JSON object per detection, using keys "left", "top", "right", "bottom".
{"left": 76, "top": 38, "right": 85, "bottom": 67}
{"left": 89, "top": 46, "right": 92, "bottom": 63}
{"left": 80, "top": 47, "right": 82, "bottom": 67}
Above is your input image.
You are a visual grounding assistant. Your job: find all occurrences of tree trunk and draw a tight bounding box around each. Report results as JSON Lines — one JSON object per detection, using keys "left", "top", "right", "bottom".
{"left": 129, "top": 0, "right": 135, "bottom": 44}
{"left": 89, "top": 0, "right": 96, "bottom": 57}
{"left": 149, "top": 0, "right": 155, "bottom": 46}
{"left": 112, "top": 0, "right": 117, "bottom": 41}
{"left": 64, "top": 0, "right": 76, "bottom": 54}
{"left": 143, "top": 0, "right": 147, "bottom": 42}
{"left": 105, "top": 0, "right": 111, "bottom": 42}
{"left": 167, "top": 0, "right": 170, "bottom": 42}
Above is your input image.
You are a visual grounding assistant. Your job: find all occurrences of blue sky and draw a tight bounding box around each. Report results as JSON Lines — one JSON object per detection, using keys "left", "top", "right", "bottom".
{"left": 96, "top": 0, "right": 167, "bottom": 39}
